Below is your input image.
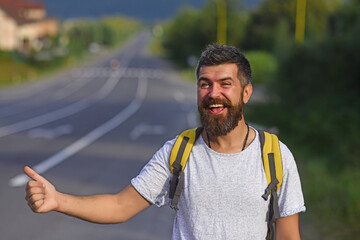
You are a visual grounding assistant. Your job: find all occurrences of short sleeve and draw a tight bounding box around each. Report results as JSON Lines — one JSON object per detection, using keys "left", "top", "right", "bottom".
{"left": 131, "top": 138, "right": 176, "bottom": 207}
{"left": 277, "top": 142, "right": 306, "bottom": 217}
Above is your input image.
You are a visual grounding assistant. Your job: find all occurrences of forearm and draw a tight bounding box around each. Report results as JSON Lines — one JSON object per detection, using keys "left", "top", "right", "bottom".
{"left": 24, "top": 167, "right": 151, "bottom": 224}
{"left": 56, "top": 192, "right": 125, "bottom": 224}
{"left": 55, "top": 185, "right": 150, "bottom": 224}
{"left": 276, "top": 234, "right": 301, "bottom": 240}
{"left": 276, "top": 214, "right": 301, "bottom": 240}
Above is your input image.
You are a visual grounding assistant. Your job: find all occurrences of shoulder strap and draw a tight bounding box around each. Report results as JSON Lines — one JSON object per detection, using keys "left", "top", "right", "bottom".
{"left": 258, "top": 129, "right": 283, "bottom": 240}
{"left": 258, "top": 130, "right": 283, "bottom": 192}
{"left": 169, "top": 127, "right": 202, "bottom": 210}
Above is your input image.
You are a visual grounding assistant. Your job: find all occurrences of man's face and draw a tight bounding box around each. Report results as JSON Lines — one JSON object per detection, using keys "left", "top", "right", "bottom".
{"left": 197, "top": 63, "right": 245, "bottom": 136}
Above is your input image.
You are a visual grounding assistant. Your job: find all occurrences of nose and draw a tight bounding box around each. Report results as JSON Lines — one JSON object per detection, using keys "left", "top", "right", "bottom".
{"left": 208, "top": 84, "right": 221, "bottom": 98}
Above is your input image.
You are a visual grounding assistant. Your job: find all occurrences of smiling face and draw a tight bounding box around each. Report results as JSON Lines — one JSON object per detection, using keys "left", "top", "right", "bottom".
{"left": 197, "top": 63, "right": 250, "bottom": 136}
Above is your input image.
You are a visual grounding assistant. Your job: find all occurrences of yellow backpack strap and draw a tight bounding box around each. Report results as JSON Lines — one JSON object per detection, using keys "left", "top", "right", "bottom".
{"left": 169, "top": 127, "right": 202, "bottom": 210}
{"left": 258, "top": 129, "right": 283, "bottom": 240}
{"left": 260, "top": 131, "right": 283, "bottom": 192}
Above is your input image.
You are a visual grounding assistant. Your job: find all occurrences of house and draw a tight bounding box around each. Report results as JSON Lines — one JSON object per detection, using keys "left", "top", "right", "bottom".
{"left": 0, "top": 0, "right": 58, "bottom": 52}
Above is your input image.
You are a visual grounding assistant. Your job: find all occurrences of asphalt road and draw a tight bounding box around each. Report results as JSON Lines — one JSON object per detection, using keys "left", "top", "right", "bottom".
{"left": 0, "top": 30, "right": 198, "bottom": 240}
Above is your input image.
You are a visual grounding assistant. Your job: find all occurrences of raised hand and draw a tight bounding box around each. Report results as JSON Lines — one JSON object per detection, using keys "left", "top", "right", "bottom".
{"left": 24, "top": 166, "right": 59, "bottom": 213}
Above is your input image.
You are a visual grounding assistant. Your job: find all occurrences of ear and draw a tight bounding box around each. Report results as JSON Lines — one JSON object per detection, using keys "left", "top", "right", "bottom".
{"left": 242, "top": 84, "right": 253, "bottom": 104}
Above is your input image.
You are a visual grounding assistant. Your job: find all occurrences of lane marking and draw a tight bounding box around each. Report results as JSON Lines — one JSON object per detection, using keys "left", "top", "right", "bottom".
{"left": 173, "top": 91, "right": 185, "bottom": 103}
{"left": 28, "top": 125, "right": 73, "bottom": 139}
{"left": 0, "top": 78, "right": 87, "bottom": 118}
{"left": 187, "top": 110, "right": 198, "bottom": 128}
{"left": 0, "top": 100, "right": 88, "bottom": 138}
{"left": 129, "top": 123, "right": 165, "bottom": 140}
{"left": 52, "top": 77, "right": 92, "bottom": 100}
{"left": 0, "top": 67, "right": 166, "bottom": 119}
{"left": 72, "top": 67, "right": 166, "bottom": 79}
{"left": 9, "top": 77, "right": 148, "bottom": 187}
{"left": 173, "top": 90, "right": 198, "bottom": 128}
{"left": 0, "top": 43, "right": 137, "bottom": 121}
{"left": 96, "top": 69, "right": 126, "bottom": 99}
{"left": 0, "top": 70, "right": 124, "bottom": 138}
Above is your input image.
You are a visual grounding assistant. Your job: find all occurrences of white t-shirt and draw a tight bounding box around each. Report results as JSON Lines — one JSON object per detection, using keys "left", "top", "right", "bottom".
{"left": 131, "top": 128, "right": 306, "bottom": 240}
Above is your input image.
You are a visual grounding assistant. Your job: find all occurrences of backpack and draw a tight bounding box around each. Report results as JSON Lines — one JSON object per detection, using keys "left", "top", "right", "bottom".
{"left": 168, "top": 127, "right": 283, "bottom": 240}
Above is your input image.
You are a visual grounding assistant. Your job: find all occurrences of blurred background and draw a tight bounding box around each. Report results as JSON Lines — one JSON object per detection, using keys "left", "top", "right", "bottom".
{"left": 0, "top": 0, "right": 359, "bottom": 239}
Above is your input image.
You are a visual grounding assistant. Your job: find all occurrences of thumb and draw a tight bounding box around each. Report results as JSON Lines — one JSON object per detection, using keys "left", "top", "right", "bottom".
{"left": 24, "top": 166, "right": 47, "bottom": 184}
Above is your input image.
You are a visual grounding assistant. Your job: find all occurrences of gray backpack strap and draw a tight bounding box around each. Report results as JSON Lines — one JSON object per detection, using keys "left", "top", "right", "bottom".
{"left": 169, "top": 136, "right": 190, "bottom": 210}
{"left": 265, "top": 153, "right": 281, "bottom": 240}
{"left": 258, "top": 129, "right": 281, "bottom": 240}
{"left": 169, "top": 127, "right": 202, "bottom": 210}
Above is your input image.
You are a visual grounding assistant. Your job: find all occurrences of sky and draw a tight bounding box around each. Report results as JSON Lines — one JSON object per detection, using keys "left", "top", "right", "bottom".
{"left": 42, "top": 0, "right": 262, "bottom": 22}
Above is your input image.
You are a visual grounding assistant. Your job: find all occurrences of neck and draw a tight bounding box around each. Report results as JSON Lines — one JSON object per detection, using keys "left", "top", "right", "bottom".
{"left": 203, "top": 120, "right": 255, "bottom": 154}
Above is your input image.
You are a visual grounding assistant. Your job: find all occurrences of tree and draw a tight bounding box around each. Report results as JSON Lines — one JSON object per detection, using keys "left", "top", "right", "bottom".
{"left": 242, "top": 0, "right": 342, "bottom": 51}
{"left": 162, "top": 0, "right": 248, "bottom": 67}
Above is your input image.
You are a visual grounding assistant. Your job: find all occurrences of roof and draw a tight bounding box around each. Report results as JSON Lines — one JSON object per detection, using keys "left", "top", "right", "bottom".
{"left": 0, "top": 0, "right": 45, "bottom": 25}
{"left": 0, "top": 0, "right": 44, "bottom": 9}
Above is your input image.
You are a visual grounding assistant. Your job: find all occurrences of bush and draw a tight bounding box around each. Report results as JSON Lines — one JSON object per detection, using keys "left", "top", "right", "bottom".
{"left": 274, "top": 37, "right": 359, "bottom": 169}
{"left": 244, "top": 51, "right": 277, "bottom": 85}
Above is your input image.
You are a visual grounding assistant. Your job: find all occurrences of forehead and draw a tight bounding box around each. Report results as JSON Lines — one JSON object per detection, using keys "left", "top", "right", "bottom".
{"left": 198, "top": 63, "right": 238, "bottom": 80}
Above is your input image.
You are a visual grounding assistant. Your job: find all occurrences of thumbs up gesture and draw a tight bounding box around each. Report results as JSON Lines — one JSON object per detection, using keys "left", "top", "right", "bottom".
{"left": 24, "top": 166, "right": 59, "bottom": 213}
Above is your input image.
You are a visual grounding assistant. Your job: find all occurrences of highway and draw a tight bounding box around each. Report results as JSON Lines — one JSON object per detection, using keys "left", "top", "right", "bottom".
{"left": 0, "top": 30, "right": 197, "bottom": 240}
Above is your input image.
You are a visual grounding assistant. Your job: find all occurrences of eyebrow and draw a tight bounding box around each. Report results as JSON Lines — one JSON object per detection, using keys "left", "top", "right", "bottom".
{"left": 198, "top": 77, "right": 234, "bottom": 82}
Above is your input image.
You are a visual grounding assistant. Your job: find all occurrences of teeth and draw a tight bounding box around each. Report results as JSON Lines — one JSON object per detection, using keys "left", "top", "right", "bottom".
{"left": 209, "top": 104, "right": 224, "bottom": 108}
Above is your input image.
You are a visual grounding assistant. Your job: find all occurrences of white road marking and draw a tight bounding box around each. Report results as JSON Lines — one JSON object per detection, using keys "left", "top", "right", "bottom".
{"left": 0, "top": 105, "right": 27, "bottom": 118}
{"left": 9, "top": 77, "right": 148, "bottom": 187}
{"left": 173, "top": 90, "right": 195, "bottom": 112}
{"left": 0, "top": 70, "right": 124, "bottom": 138}
{"left": 52, "top": 77, "right": 91, "bottom": 99}
{"left": 0, "top": 100, "right": 89, "bottom": 138}
{"left": 129, "top": 123, "right": 165, "bottom": 140}
{"left": 95, "top": 69, "right": 125, "bottom": 99}
{"left": 187, "top": 110, "right": 198, "bottom": 128}
{"left": 173, "top": 91, "right": 185, "bottom": 103}
{"left": 71, "top": 67, "right": 166, "bottom": 79}
{"left": 28, "top": 125, "right": 73, "bottom": 139}
{"left": 0, "top": 78, "right": 87, "bottom": 118}
{"left": 0, "top": 47, "right": 136, "bottom": 122}
{"left": 173, "top": 90, "right": 198, "bottom": 128}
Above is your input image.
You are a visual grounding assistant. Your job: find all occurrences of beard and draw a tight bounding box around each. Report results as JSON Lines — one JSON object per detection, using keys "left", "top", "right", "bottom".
{"left": 198, "top": 94, "right": 244, "bottom": 137}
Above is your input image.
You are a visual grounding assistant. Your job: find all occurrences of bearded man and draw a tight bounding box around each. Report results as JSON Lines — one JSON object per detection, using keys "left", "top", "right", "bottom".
{"left": 24, "top": 44, "right": 305, "bottom": 240}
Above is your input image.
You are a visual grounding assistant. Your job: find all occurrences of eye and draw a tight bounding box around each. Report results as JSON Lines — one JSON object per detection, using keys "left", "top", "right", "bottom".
{"left": 222, "top": 81, "right": 232, "bottom": 87}
{"left": 199, "top": 82, "right": 210, "bottom": 88}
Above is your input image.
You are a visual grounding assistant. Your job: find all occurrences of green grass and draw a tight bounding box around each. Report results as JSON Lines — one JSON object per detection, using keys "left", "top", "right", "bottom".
{"left": 0, "top": 60, "right": 38, "bottom": 87}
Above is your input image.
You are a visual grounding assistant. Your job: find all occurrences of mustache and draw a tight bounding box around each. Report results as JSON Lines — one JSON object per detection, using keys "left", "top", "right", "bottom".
{"left": 200, "top": 98, "right": 232, "bottom": 108}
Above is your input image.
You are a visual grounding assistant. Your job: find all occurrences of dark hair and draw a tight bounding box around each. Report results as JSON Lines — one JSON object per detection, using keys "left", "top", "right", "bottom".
{"left": 195, "top": 43, "right": 252, "bottom": 86}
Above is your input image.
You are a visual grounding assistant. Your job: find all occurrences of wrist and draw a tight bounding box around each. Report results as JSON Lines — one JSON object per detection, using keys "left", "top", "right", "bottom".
{"left": 54, "top": 191, "right": 65, "bottom": 212}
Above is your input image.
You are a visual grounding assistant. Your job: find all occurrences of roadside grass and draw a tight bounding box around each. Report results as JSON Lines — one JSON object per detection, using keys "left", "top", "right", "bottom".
{"left": 0, "top": 60, "right": 38, "bottom": 87}
{"left": 0, "top": 50, "right": 99, "bottom": 89}
{"left": 300, "top": 156, "right": 360, "bottom": 239}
